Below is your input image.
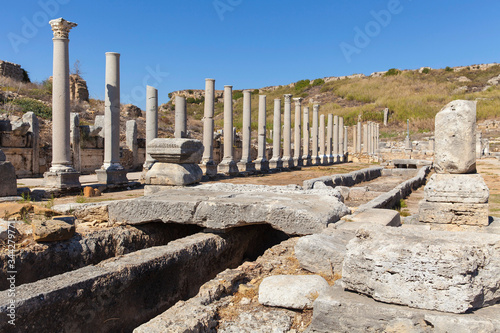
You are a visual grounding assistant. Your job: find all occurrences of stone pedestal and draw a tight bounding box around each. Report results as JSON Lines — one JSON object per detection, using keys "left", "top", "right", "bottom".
{"left": 238, "top": 90, "right": 256, "bottom": 173}
{"left": 269, "top": 98, "right": 283, "bottom": 170}
{"left": 0, "top": 150, "right": 17, "bottom": 197}
{"left": 202, "top": 79, "right": 218, "bottom": 177}
{"left": 96, "top": 168, "right": 128, "bottom": 185}
{"left": 255, "top": 95, "right": 269, "bottom": 172}
{"left": 43, "top": 170, "right": 81, "bottom": 189}
{"left": 145, "top": 138, "right": 203, "bottom": 187}
{"left": 218, "top": 85, "right": 239, "bottom": 176}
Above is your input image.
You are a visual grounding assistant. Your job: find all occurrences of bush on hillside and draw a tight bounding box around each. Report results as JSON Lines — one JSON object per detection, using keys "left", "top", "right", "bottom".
{"left": 385, "top": 68, "right": 401, "bottom": 76}
{"left": 312, "top": 78, "right": 325, "bottom": 86}
{"left": 445, "top": 66, "right": 453, "bottom": 72}
{"left": 232, "top": 90, "right": 244, "bottom": 100}
{"left": 421, "top": 68, "right": 431, "bottom": 74}
{"left": 295, "top": 79, "right": 310, "bottom": 92}
{"left": 7, "top": 97, "right": 52, "bottom": 119}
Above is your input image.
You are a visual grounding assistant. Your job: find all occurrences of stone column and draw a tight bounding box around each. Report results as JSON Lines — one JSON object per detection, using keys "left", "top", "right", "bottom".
{"left": 319, "top": 114, "right": 327, "bottom": 165}
{"left": 344, "top": 126, "right": 348, "bottom": 161}
{"left": 96, "top": 52, "right": 128, "bottom": 185}
{"left": 327, "top": 114, "right": 333, "bottom": 164}
{"left": 255, "top": 95, "right": 269, "bottom": 172}
{"left": 353, "top": 125, "right": 357, "bottom": 155}
{"left": 363, "top": 123, "right": 368, "bottom": 153}
{"left": 175, "top": 96, "right": 187, "bottom": 138}
{"left": 311, "top": 104, "right": 320, "bottom": 165}
{"left": 43, "top": 18, "right": 80, "bottom": 189}
{"left": 126, "top": 120, "right": 138, "bottom": 170}
{"left": 238, "top": 90, "right": 255, "bottom": 173}
{"left": 376, "top": 123, "right": 380, "bottom": 154}
{"left": 338, "top": 116, "right": 344, "bottom": 162}
{"left": 23, "top": 112, "right": 39, "bottom": 175}
{"left": 70, "top": 112, "right": 80, "bottom": 173}
{"left": 405, "top": 119, "right": 412, "bottom": 150}
{"left": 201, "top": 78, "right": 217, "bottom": 177}
{"left": 144, "top": 85, "right": 158, "bottom": 171}
{"left": 367, "top": 122, "right": 372, "bottom": 155}
{"left": 333, "top": 115, "right": 339, "bottom": 162}
{"left": 269, "top": 99, "right": 283, "bottom": 169}
{"left": 476, "top": 131, "right": 483, "bottom": 159}
{"left": 218, "top": 85, "right": 239, "bottom": 175}
{"left": 302, "top": 106, "right": 311, "bottom": 166}
{"left": 356, "top": 121, "right": 362, "bottom": 153}
{"left": 282, "top": 94, "right": 294, "bottom": 168}
{"left": 293, "top": 97, "right": 303, "bottom": 167}
{"left": 384, "top": 108, "right": 389, "bottom": 126}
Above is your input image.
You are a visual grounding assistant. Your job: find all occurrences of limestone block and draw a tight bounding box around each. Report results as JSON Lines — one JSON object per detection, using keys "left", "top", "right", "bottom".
{"left": 258, "top": 275, "right": 329, "bottom": 309}
{"left": 0, "top": 161, "right": 17, "bottom": 197}
{"left": 434, "top": 100, "right": 477, "bottom": 174}
{"left": 342, "top": 226, "right": 500, "bottom": 313}
{"left": 32, "top": 220, "right": 75, "bottom": 242}
{"left": 295, "top": 230, "right": 355, "bottom": 278}
{"left": 309, "top": 283, "right": 500, "bottom": 333}
{"left": 147, "top": 138, "right": 203, "bottom": 164}
{"left": 0, "top": 132, "right": 27, "bottom": 147}
{"left": 418, "top": 200, "right": 489, "bottom": 226}
{"left": 145, "top": 162, "right": 203, "bottom": 186}
{"left": 349, "top": 208, "right": 401, "bottom": 226}
{"left": 10, "top": 120, "right": 30, "bottom": 136}
{"left": 424, "top": 173, "right": 489, "bottom": 203}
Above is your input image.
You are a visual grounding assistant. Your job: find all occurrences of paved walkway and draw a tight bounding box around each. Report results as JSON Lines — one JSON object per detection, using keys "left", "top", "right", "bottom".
{"left": 16, "top": 172, "right": 143, "bottom": 188}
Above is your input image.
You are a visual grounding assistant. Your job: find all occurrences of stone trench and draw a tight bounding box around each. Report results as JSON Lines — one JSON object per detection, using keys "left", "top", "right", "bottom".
{"left": 0, "top": 164, "right": 446, "bottom": 332}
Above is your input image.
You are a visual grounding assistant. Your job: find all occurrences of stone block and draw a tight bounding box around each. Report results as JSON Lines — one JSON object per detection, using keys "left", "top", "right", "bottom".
{"left": 309, "top": 283, "right": 500, "bottom": 333}
{"left": 419, "top": 200, "right": 489, "bottom": 226}
{"left": 0, "top": 161, "right": 17, "bottom": 197}
{"left": 424, "top": 173, "right": 489, "bottom": 203}
{"left": 0, "top": 150, "right": 5, "bottom": 162}
{"left": 145, "top": 162, "right": 202, "bottom": 186}
{"left": 0, "top": 132, "right": 27, "bottom": 147}
{"left": 342, "top": 226, "right": 500, "bottom": 313}
{"left": 147, "top": 138, "right": 203, "bottom": 164}
{"left": 83, "top": 186, "right": 95, "bottom": 197}
{"left": 96, "top": 168, "right": 128, "bottom": 185}
{"left": 258, "top": 275, "right": 329, "bottom": 310}
{"left": 0, "top": 120, "right": 11, "bottom": 132}
{"left": 10, "top": 120, "right": 30, "bottom": 136}
{"left": 42, "top": 171, "right": 81, "bottom": 190}
{"left": 434, "top": 100, "right": 477, "bottom": 174}
{"left": 32, "top": 219, "right": 75, "bottom": 242}
{"left": 349, "top": 208, "right": 401, "bottom": 226}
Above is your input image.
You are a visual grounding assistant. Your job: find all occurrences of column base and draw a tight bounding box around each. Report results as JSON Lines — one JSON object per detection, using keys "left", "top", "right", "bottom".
{"left": 302, "top": 155, "right": 312, "bottom": 166}
{"left": 294, "top": 157, "right": 303, "bottom": 168}
{"left": 320, "top": 155, "right": 329, "bottom": 165}
{"left": 282, "top": 157, "right": 294, "bottom": 169}
{"left": 311, "top": 156, "right": 321, "bottom": 166}
{"left": 237, "top": 159, "right": 256, "bottom": 174}
{"left": 418, "top": 200, "right": 489, "bottom": 226}
{"left": 96, "top": 168, "right": 128, "bottom": 185}
{"left": 218, "top": 159, "right": 239, "bottom": 176}
{"left": 269, "top": 158, "right": 283, "bottom": 170}
{"left": 328, "top": 155, "right": 335, "bottom": 164}
{"left": 254, "top": 158, "right": 270, "bottom": 173}
{"left": 43, "top": 170, "right": 81, "bottom": 190}
{"left": 200, "top": 161, "right": 218, "bottom": 178}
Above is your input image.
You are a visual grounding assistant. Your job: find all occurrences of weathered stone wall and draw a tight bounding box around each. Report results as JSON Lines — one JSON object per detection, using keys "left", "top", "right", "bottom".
{"left": 0, "top": 60, "right": 24, "bottom": 81}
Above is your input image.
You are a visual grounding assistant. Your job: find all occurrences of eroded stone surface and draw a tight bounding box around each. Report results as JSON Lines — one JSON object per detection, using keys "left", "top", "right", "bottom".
{"left": 32, "top": 219, "right": 75, "bottom": 242}
{"left": 342, "top": 226, "right": 500, "bottom": 313}
{"left": 418, "top": 200, "right": 489, "bottom": 226}
{"left": 258, "top": 275, "right": 329, "bottom": 309}
{"left": 145, "top": 162, "right": 203, "bottom": 186}
{"left": 424, "top": 173, "right": 489, "bottom": 203}
{"left": 147, "top": 138, "right": 203, "bottom": 164}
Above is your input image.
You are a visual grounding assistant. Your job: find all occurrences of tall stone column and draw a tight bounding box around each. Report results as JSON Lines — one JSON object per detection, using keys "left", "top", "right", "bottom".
{"left": 126, "top": 120, "right": 138, "bottom": 170}
{"left": 338, "top": 116, "right": 344, "bottom": 162}
{"left": 218, "top": 85, "right": 239, "bottom": 175}
{"left": 333, "top": 115, "right": 339, "bottom": 162}
{"left": 255, "top": 95, "right": 269, "bottom": 172}
{"left": 201, "top": 78, "right": 217, "bottom": 177}
{"left": 144, "top": 85, "right": 158, "bottom": 171}
{"left": 302, "top": 106, "right": 311, "bottom": 166}
{"left": 319, "top": 114, "right": 327, "bottom": 165}
{"left": 96, "top": 52, "right": 128, "bottom": 185}
{"left": 384, "top": 108, "right": 389, "bottom": 126}
{"left": 344, "top": 126, "right": 348, "bottom": 160}
{"left": 357, "top": 121, "right": 362, "bottom": 153}
{"left": 376, "top": 123, "right": 380, "bottom": 154}
{"left": 327, "top": 114, "right": 333, "bottom": 164}
{"left": 293, "top": 97, "right": 303, "bottom": 167}
{"left": 70, "top": 112, "right": 80, "bottom": 173}
{"left": 353, "top": 125, "right": 357, "bottom": 155}
{"left": 269, "top": 99, "right": 283, "bottom": 170}
{"left": 238, "top": 90, "right": 255, "bottom": 173}
{"left": 43, "top": 18, "right": 80, "bottom": 189}
{"left": 363, "top": 123, "right": 368, "bottom": 153}
{"left": 23, "top": 112, "right": 40, "bottom": 175}
{"left": 175, "top": 96, "right": 187, "bottom": 138}
{"left": 282, "top": 94, "right": 294, "bottom": 168}
{"left": 311, "top": 104, "right": 320, "bottom": 165}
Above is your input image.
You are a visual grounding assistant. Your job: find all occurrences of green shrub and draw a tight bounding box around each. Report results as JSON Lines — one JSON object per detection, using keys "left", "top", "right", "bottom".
{"left": 186, "top": 97, "right": 204, "bottom": 104}
{"left": 385, "top": 68, "right": 401, "bottom": 76}
{"left": 7, "top": 98, "right": 52, "bottom": 119}
{"left": 168, "top": 92, "right": 173, "bottom": 99}
{"left": 421, "top": 68, "right": 431, "bottom": 74}
{"left": 253, "top": 89, "right": 259, "bottom": 95}
{"left": 295, "top": 79, "right": 310, "bottom": 92}
{"left": 22, "top": 69, "right": 30, "bottom": 83}
{"left": 187, "top": 90, "right": 194, "bottom": 94}
{"left": 232, "top": 90, "right": 244, "bottom": 100}
{"left": 445, "top": 66, "right": 453, "bottom": 72}
{"left": 312, "top": 78, "right": 325, "bottom": 86}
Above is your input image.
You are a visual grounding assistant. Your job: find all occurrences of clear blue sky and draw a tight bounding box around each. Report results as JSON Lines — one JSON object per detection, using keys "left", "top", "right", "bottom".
{"left": 1, "top": 0, "right": 499, "bottom": 109}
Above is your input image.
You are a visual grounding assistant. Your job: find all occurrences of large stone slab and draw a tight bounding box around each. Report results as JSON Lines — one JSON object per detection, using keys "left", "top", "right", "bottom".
{"left": 309, "top": 283, "right": 500, "bottom": 333}
{"left": 419, "top": 200, "right": 489, "bottom": 226}
{"left": 424, "top": 173, "right": 489, "bottom": 203}
{"left": 342, "top": 226, "right": 500, "bottom": 313}
{"left": 295, "top": 230, "right": 354, "bottom": 278}
{"left": 108, "top": 184, "right": 350, "bottom": 235}
{"left": 147, "top": 138, "right": 203, "bottom": 164}
{"left": 258, "top": 275, "right": 330, "bottom": 309}
{"left": 434, "top": 100, "right": 477, "bottom": 174}
{"left": 145, "top": 162, "right": 202, "bottom": 186}
{"left": 349, "top": 208, "right": 401, "bottom": 226}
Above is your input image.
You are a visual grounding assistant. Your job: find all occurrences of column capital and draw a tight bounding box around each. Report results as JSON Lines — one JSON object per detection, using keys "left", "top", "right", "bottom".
{"left": 313, "top": 104, "right": 320, "bottom": 111}
{"left": 205, "top": 78, "right": 215, "bottom": 82}
{"left": 293, "top": 97, "right": 303, "bottom": 105}
{"left": 49, "top": 18, "right": 77, "bottom": 39}
{"left": 284, "top": 94, "right": 293, "bottom": 103}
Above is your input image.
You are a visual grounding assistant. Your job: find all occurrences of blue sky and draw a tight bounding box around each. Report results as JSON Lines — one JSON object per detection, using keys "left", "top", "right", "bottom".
{"left": 1, "top": 0, "right": 499, "bottom": 109}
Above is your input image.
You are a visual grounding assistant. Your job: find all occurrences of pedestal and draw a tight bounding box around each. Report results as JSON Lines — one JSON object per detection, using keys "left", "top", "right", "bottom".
{"left": 218, "top": 159, "right": 239, "bottom": 176}
{"left": 43, "top": 170, "right": 81, "bottom": 189}
{"left": 145, "top": 162, "right": 202, "bottom": 186}
{"left": 96, "top": 168, "right": 128, "bottom": 185}
{"left": 200, "top": 161, "right": 218, "bottom": 178}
